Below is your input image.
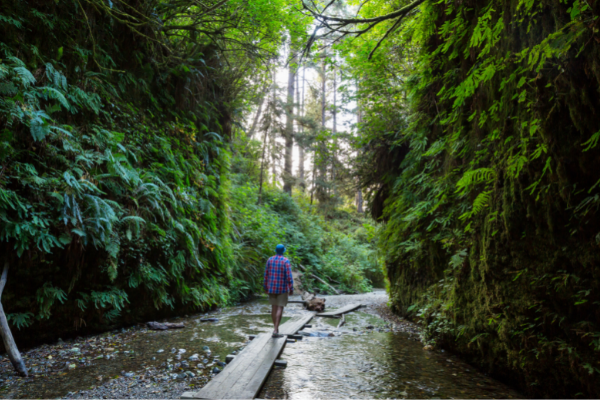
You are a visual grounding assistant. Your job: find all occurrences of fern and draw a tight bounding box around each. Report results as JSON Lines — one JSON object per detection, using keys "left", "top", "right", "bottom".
{"left": 455, "top": 168, "right": 496, "bottom": 195}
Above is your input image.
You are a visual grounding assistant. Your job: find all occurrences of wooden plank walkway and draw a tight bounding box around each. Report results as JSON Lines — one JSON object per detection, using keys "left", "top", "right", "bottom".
{"left": 316, "top": 303, "right": 362, "bottom": 317}
{"left": 181, "top": 313, "right": 314, "bottom": 399}
{"left": 279, "top": 313, "right": 315, "bottom": 335}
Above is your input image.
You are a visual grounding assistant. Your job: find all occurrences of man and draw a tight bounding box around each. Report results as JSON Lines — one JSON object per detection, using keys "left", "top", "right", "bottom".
{"left": 263, "top": 244, "right": 294, "bottom": 338}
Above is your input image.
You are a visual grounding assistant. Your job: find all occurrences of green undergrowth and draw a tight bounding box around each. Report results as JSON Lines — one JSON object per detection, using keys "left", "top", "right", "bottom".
{"left": 347, "top": 0, "right": 600, "bottom": 397}
{"left": 226, "top": 134, "right": 384, "bottom": 301}
{"left": 0, "top": 0, "right": 236, "bottom": 345}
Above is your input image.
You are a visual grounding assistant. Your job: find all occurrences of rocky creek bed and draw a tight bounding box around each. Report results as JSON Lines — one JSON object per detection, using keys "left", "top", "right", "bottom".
{"left": 0, "top": 291, "right": 522, "bottom": 399}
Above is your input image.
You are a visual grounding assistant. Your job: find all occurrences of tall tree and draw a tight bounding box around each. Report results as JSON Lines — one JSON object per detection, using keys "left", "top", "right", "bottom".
{"left": 283, "top": 51, "right": 297, "bottom": 195}
{"left": 297, "top": 66, "right": 306, "bottom": 191}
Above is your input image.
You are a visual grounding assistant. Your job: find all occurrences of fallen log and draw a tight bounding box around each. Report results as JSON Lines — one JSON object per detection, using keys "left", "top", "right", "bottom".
{"left": 302, "top": 291, "right": 326, "bottom": 312}
{"left": 337, "top": 314, "right": 345, "bottom": 329}
{"left": 298, "top": 265, "right": 340, "bottom": 295}
{"left": 146, "top": 321, "right": 185, "bottom": 330}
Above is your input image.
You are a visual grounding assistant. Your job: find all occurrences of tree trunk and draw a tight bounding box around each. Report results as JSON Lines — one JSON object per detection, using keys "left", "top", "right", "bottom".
{"left": 247, "top": 85, "right": 268, "bottom": 140}
{"left": 356, "top": 78, "right": 364, "bottom": 213}
{"left": 0, "top": 261, "right": 28, "bottom": 377}
{"left": 314, "top": 54, "right": 328, "bottom": 204}
{"left": 298, "top": 66, "right": 306, "bottom": 191}
{"left": 283, "top": 52, "right": 296, "bottom": 195}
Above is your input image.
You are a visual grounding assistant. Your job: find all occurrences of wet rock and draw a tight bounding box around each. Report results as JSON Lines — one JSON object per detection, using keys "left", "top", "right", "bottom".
{"left": 212, "top": 367, "right": 221, "bottom": 374}
{"left": 231, "top": 350, "right": 237, "bottom": 355}
{"left": 200, "top": 318, "right": 218, "bottom": 322}
{"left": 176, "top": 373, "right": 186, "bottom": 380}
{"left": 366, "top": 325, "right": 374, "bottom": 330}
{"left": 184, "top": 371, "right": 195, "bottom": 378}
{"left": 171, "top": 348, "right": 177, "bottom": 353}
{"left": 216, "top": 361, "right": 226, "bottom": 367}
{"left": 181, "top": 361, "right": 189, "bottom": 368}
{"left": 189, "top": 354, "right": 199, "bottom": 361}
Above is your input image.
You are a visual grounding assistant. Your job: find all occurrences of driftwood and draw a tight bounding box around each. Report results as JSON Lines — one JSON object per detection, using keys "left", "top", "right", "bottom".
{"left": 337, "top": 314, "right": 346, "bottom": 329}
{"left": 0, "top": 261, "right": 28, "bottom": 377}
{"left": 302, "top": 291, "right": 326, "bottom": 312}
{"left": 147, "top": 321, "right": 185, "bottom": 330}
{"left": 298, "top": 265, "right": 340, "bottom": 295}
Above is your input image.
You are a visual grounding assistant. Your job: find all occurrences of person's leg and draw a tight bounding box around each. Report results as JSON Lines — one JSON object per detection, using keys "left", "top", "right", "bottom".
{"left": 275, "top": 305, "right": 284, "bottom": 333}
{"left": 271, "top": 304, "right": 277, "bottom": 331}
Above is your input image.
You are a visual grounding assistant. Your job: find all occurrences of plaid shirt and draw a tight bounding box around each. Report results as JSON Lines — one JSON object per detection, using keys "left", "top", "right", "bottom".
{"left": 263, "top": 255, "right": 294, "bottom": 294}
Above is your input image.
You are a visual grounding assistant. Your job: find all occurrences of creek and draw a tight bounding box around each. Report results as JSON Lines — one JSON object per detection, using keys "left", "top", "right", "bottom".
{"left": 0, "top": 291, "right": 521, "bottom": 399}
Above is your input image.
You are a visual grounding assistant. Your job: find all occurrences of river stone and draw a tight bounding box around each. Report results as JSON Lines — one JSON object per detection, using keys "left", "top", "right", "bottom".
{"left": 70, "top": 347, "right": 80, "bottom": 353}
{"left": 184, "top": 371, "right": 195, "bottom": 378}
{"left": 202, "top": 346, "right": 210, "bottom": 351}
{"left": 202, "top": 359, "right": 209, "bottom": 364}
{"left": 176, "top": 373, "right": 186, "bottom": 380}
{"left": 124, "top": 372, "right": 134, "bottom": 378}
{"left": 68, "top": 364, "right": 76, "bottom": 370}
{"left": 178, "top": 349, "right": 186, "bottom": 354}
{"left": 212, "top": 367, "right": 221, "bottom": 374}
{"left": 157, "top": 349, "right": 164, "bottom": 353}
{"left": 216, "top": 361, "right": 226, "bottom": 367}
{"left": 189, "top": 354, "right": 199, "bottom": 361}
{"left": 171, "top": 348, "right": 176, "bottom": 353}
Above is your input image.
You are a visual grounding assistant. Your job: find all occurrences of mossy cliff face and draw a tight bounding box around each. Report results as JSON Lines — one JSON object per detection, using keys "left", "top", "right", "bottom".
{"left": 0, "top": 0, "right": 234, "bottom": 347}
{"left": 379, "top": 0, "right": 600, "bottom": 397}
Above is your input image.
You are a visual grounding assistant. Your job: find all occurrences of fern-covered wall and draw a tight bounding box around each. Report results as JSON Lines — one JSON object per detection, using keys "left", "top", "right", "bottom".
{"left": 373, "top": 0, "right": 600, "bottom": 397}
{"left": 0, "top": 0, "right": 235, "bottom": 346}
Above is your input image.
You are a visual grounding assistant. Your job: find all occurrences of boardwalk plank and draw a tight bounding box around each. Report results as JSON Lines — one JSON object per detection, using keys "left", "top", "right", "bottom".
{"left": 181, "top": 312, "right": 315, "bottom": 399}
{"left": 316, "top": 303, "right": 362, "bottom": 317}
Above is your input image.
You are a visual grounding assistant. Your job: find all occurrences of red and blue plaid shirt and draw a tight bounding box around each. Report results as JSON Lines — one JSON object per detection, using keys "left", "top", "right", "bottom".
{"left": 263, "top": 255, "right": 294, "bottom": 294}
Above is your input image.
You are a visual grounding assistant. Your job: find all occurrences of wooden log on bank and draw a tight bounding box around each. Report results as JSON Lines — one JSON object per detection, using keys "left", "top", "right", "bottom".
{"left": 298, "top": 264, "right": 340, "bottom": 295}
{"left": 0, "top": 261, "right": 28, "bottom": 377}
{"left": 147, "top": 321, "right": 185, "bottom": 330}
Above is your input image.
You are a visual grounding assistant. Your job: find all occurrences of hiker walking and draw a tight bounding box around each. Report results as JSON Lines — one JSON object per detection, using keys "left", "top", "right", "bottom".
{"left": 264, "top": 244, "right": 294, "bottom": 338}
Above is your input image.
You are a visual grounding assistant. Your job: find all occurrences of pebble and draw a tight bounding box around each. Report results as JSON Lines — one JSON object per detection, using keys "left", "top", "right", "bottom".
{"left": 157, "top": 349, "right": 164, "bottom": 353}
{"left": 171, "top": 348, "right": 176, "bottom": 353}
{"left": 178, "top": 349, "right": 186, "bottom": 354}
{"left": 189, "top": 354, "right": 199, "bottom": 361}
{"left": 184, "top": 371, "right": 195, "bottom": 378}
{"left": 216, "top": 361, "right": 226, "bottom": 367}
{"left": 124, "top": 372, "right": 135, "bottom": 377}
{"left": 212, "top": 367, "right": 221, "bottom": 374}
{"left": 202, "top": 359, "right": 209, "bottom": 364}
{"left": 68, "top": 364, "right": 76, "bottom": 370}
{"left": 202, "top": 346, "right": 210, "bottom": 351}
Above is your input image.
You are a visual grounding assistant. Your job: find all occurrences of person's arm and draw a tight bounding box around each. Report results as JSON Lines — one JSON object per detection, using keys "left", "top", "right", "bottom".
{"left": 286, "top": 260, "right": 294, "bottom": 294}
{"left": 264, "top": 261, "right": 270, "bottom": 293}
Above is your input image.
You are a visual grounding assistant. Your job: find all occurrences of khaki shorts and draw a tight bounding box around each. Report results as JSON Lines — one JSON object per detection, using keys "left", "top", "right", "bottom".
{"left": 268, "top": 293, "right": 289, "bottom": 307}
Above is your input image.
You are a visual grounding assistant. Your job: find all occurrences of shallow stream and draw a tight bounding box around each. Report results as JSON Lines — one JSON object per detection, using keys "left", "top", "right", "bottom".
{"left": 1, "top": 291, "right": 522, "bottom": 399}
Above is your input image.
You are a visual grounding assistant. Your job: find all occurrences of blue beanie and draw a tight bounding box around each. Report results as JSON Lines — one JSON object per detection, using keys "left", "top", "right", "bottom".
{"left": 276, "top": 244, "right": 286, "bottom": 255}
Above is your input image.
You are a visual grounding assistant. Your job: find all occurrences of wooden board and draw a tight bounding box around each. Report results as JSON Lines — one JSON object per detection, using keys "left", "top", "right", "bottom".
{"left": 181, "top": 333, "right": 285, "bottom": 399}
{"left": 181, "top": 313, "right": 315, "bottom": 399}
{"left": 316, "top": 303, "right": 362, "bottom": 317}
{"left": 279, "top": 313, "right": 315, "bottom": 335}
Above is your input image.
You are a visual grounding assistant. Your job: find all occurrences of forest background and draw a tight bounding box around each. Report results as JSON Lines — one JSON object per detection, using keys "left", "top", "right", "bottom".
{"left": 2, "top": 0, "right": 600, "bottom": 397}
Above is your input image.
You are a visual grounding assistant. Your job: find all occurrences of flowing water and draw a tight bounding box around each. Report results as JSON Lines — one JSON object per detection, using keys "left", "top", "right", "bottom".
{"left": 0, "top": 291, "right": 522, "bottom": 399}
